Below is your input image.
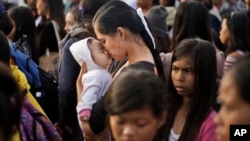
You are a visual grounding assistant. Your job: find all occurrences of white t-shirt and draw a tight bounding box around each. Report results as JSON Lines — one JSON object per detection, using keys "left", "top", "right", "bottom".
{"left": 169, "top": 129, "right": 180, "bottom": 141}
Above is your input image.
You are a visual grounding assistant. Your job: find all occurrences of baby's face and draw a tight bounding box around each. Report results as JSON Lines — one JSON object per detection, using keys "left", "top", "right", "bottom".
{"left": 88, "top": 39, "right": 112, "bottom": 69}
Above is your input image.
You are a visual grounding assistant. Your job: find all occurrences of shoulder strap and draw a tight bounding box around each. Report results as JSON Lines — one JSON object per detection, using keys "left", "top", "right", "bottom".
{"left": 51, "top": 20, "right": 61, "bottom": 43}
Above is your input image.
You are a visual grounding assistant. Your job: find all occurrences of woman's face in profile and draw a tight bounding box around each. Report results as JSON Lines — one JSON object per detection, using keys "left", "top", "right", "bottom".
{"left": 109, "top": 106, "right": 165, "bottom": 141}
{"left": 214, "top": 72, "right": 250, "bottom": 141}
{"left": 219, "top": 19, "right": 230, "bottom": 46}
{"left": 93, "top": 24, "right": 127, "bottom": 61}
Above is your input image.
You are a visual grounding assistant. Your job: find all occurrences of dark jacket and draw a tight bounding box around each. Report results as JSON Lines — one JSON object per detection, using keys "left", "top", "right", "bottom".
{"left": 58, "top": 26, "right": 86, "bottom": 141}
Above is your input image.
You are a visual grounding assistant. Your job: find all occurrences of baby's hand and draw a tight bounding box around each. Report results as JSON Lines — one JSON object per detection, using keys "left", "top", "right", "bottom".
{"left": 80, "top": 115, "right": 90, "bottom": 121}
{"left": 79, "top": 109, "right": 91, "bottom": 121}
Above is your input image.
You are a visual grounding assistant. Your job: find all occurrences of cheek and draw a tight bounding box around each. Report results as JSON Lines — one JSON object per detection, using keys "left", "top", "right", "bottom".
{"left": 187, "top": 75, "right": 195, "bottom": 87}
{"left": 109, "top": 118, "right": 122, "bottom": 138}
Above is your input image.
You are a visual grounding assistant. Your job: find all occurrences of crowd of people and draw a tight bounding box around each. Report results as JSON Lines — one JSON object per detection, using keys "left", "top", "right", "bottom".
{"left": 1, "top": 0, "right": 250, "bottom": 141}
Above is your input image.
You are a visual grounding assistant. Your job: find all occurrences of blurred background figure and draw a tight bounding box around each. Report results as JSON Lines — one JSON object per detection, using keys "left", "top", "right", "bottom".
{"left": 220, "top": 12, "right": 250, "bottom": 72}
{"left": 145, "top": 5, "right": 170, "bottom": 53}
{"left": 36, "top": 0, "right": 65, "bottom": 57}
{"left": 63, "top": 0, "right": 80, "bottom": 14}
{"left": 0, "top": 61, "right": 22, "bottom": 141}
{"left": 8, "top": 6, "right": 39, "bottom": 64}
{"left": 64, "top": 5, "right": 78, "bottom": 33}
{"left": 137, "top": 0, "right": 159, "bottom": 14}
{"left": 214, "top": 55, "right": 250, "bottom": 141}
{"left": 220, "top": 0, "right": 246, "bottom": 16}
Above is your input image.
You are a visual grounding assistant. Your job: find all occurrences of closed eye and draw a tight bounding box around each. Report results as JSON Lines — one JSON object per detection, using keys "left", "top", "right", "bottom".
{"left": 99, "top": 39, "right": 105, "bottom": 44}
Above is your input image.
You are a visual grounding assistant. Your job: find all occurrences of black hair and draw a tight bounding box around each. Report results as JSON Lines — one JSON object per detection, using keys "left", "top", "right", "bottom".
{"left": 224, "top": 12, "right": 250, "bottom": 56}
{"left": 105, "top": 69, "right": 167, "bottom": 141}
{"left": 0, "top": 62, "right": 22, "bottom": 141}
{"left": 66, "top": 5, "right": 79, "bottom": 23}
{"left": 76, "top": 0, "right": 110, "bottom": 37}
{"left": 165, "top": 38, "right": 217, "bottom": 141}
{"left": 43, "top": 0, "right": 66, "bottom": 38}
{"left": 8, "top": 6, "right": 39, "bottom": 64}
{"left": 171, "top": 1, "right": 212, "bottom": 51}
{"left": 93, "top": 0, "right": 165, "bottom": 81}
{"left": 0, "top": 12, "right": 13, "bottom": 36}
{"left": 0, "top": 31, "right": 10, "bottom": 66}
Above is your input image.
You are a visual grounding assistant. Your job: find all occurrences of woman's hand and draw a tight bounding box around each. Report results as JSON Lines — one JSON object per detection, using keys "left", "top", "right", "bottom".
{"left": 76, "top": 62, "right": 87, "bottom": 102}
{"left": 76, "top": 62, "right": 97, "bottom": 140}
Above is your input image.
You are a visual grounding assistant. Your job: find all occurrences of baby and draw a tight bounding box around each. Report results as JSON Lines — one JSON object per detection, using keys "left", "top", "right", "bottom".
{"left": 70, "top": 37, "right": 113, "bottom": 122}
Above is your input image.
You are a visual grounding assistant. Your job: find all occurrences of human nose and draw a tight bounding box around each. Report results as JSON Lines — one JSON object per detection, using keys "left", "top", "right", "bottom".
{"left": 64, "top": 25, "right": 68, "bottom": 32}
{"left": 122, "top": 125, "right": 135, "bottom": 137}
{"left": 174, "top": 70, "right": 184, "bottom": 81}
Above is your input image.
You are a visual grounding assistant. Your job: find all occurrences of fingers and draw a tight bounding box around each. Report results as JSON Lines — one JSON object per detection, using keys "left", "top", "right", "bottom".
{"left": 76, "top": 61, "right": 87, "bottom": 102}
{"left": 80, "top": 116, "right": 90, "bottom": 121}
{"left": 80, "top": 61, "right": 87, "bottom": 74}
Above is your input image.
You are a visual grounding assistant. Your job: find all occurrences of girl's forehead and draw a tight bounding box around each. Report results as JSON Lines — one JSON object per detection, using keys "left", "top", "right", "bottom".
{"left": 174, "top": 56, "right": 193, "bottom": 63}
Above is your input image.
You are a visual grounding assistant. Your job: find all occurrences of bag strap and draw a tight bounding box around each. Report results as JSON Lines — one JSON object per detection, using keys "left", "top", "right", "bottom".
{"left": 51, "top": 20, "right": 61, "bottom": 44}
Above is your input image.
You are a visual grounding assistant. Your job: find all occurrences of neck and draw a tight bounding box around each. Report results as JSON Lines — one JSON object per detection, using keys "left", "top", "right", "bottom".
{"left": 127, "top": 37, "right": 154, "bottom": 64}
{"left": 180, "top": 96, "right": 191, "bottom": 114}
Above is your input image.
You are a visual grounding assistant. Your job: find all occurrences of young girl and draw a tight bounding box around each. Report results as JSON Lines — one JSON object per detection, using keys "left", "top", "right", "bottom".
{"left": 160, "top": 1, "right": 224, "bottom": 80}
{"left": 165, "top": 38, "right": 217, "bottom": 141}
{"left": 64, "top": 5, "right": 78, "bottom": 33}
{"left": 8, "top": 6, "right": 39, "bottom": 64}
{"left": 105, "top": 68, "right": 167, "bottom": 141}
{"left": 219, "top": 12, "right": 250, "bottom": 72}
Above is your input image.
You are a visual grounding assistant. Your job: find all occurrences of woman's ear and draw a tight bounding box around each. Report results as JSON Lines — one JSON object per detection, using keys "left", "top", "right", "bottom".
{"left": 117, "top": 27, "right": 126, "bottom": 41}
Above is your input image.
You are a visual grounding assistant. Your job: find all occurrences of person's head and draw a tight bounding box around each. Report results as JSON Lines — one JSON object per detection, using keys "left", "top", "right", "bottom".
{"left": 171, "top": 1, "right": 212, "bottom": 51}
{"left": 105, "top": 69, "right": 167, "bottom": 141}
{"left": 93, "top": 0, "right": 165, "bottom": 80}
{"left": 25, "top": 0, "right": 38, "bottom": 18}
{"left": 8, "top": 6, "right": 39, "bottom": 64}
{"left": 165, "top": 38, "right": 217, "bottom": 141}
{"left": 145, "top": 5, "right": 169, "bottom": 53}
{"left": 64, "top": 5, "right": 78, "bottom": 33}
{"left": 159, "top": 0, "right": 175, "bottom": 6}
{"left": 0, "top": 1, "right": 13, "bottom": 36}
{"left": 136, "top": 0, "right": 159, "bottom": 13}
{"left": 87, "top": 37, "right": 112, "bottom": 69}
{"left": 221, "top": 12, "right": 250, "bottom": 55}
{"left": 8, "top": 6, "right": 36, "bottom": 42}
{"left": 214, "top": 55, "right": 250, "bottom": 141}
{"left": 0, "top": 31, "right": 11, "bottom": 66}
{"left": 70, "top": 37, "right": 112, "bottom": 70}
{"left": 0, "top": 62, "right": 22, "bottom": 141}
{"left": 76, "top": 0, "right": 110, "bottom": 37}
{"left": 36, "top": 0, "right": 65, "bottom": 36}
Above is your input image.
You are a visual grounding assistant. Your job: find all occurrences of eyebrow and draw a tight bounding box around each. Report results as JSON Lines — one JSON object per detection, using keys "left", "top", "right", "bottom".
{"left": 172, "top": 65, "right": 193, "bottom": 69}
